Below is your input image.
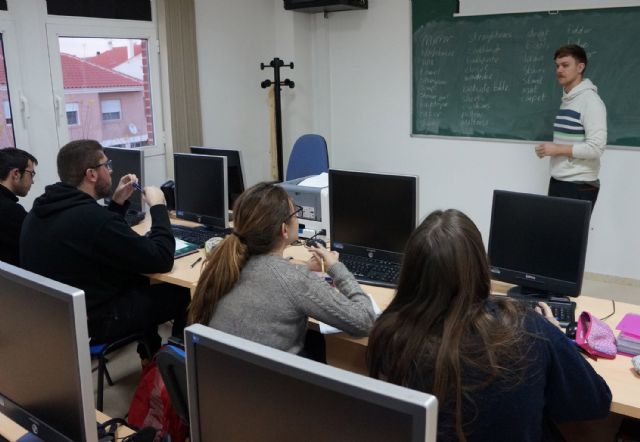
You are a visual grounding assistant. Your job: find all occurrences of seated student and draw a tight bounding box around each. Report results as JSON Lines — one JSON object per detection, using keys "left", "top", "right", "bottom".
{"left": 367, "top": 209, "right": 611, "bottom": 442}
{"left": 0, "top": 147, "right": 38, "bottom": 266}
{"left": 20, "top": 139, "right": 189, "bottom": 360}
{"left": 188, "top": 182, "right": 375, "bottom": 354}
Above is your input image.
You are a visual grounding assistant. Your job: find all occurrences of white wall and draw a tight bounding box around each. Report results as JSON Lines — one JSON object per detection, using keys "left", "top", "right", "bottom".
{"left": 194, "top": 0, "right": 317, "bottom": 186}
{"left": 193, "top": 0, "right": 640, "bottom": 280}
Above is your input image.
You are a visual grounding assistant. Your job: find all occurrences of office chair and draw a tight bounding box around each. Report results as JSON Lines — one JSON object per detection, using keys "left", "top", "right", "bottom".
{"left": 157, "top": 343, "right": 189, "bottom": 424}
{"left": 285, "top": 134, "right": 329, "bottom": 181}
{"left": 90, "top": 333, "right": 149, "bottom": 411}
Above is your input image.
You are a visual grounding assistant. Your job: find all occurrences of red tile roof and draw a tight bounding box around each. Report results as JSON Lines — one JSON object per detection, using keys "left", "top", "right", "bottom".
{"left": 0, "top": 52, "right": 141, "bottom": 88}
{"left": 86, "top": 44, "right": 142, "bottom": 70}
{"left": 61, "top": 53, "right": 142, "bottom": 89}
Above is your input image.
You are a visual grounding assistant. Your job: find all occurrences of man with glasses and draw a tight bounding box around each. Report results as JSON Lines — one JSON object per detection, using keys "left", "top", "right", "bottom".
{"left": 21, "top": 139, "right": 189, "bottom": 362}
{"left": 0, "top": 147, "right": 38, "bottom": 266}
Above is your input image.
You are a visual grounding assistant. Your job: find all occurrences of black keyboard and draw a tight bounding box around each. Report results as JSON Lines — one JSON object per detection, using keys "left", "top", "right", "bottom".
{"left": 124, "top": 210, "right": 146, "bottom": 226}
{"left": 340, "top": 254, "right": 401, "bottom": 288}
{"left": 171, "top": 225, "right": 227, "bottom": 247}
{"left": 520, "top": 297, "right": 576, "bottom": 328}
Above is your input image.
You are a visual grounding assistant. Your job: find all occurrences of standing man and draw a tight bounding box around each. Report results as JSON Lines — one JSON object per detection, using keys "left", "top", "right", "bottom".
{"left": 535, "top": 44, "right": 607, "bottom": 208}
{"left": 20, "top": 139, "right": 189, "bottom": 361}
{"left": 0, "top": 148, "right": 38, "bottom": 266}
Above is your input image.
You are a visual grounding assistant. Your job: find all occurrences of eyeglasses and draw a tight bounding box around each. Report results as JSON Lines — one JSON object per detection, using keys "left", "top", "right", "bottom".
{"left": 21, "top": 169, "right": 36, "bottom": 178}
{"left": 91, "top": 159, "right": 113, "bottom": 171}
{"left": 284, "top": 204, "right": 303, "bottom": 223}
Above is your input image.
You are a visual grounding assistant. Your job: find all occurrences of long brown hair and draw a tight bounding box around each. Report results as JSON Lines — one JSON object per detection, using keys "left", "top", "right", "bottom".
{"left": 187, "top": 182, "right": 292, "bottom": 325}
{"left": 367, "top": 209, "right": 526, "bottom": 441}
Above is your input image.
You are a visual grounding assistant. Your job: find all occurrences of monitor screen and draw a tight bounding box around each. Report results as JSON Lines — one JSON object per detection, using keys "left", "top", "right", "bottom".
{"left": 190, "top": 147, "right": 245, "bottom": 210}
{"left": 174, "top": 153, "right": 228, "bottom": 228}
{"left": 329, "top": 169, "right": 418, "bottom": 259}
{"left": 488, "top": 190, "right": 591, "bottom": 297}
{"left": 0, "top": 262, "right": 97, "bottom": 442}
{"left": 103, "top": 147, "right": 145, "bottom": 213}
{"left": 185, "top": 325, "right": 437, "bottom": 442}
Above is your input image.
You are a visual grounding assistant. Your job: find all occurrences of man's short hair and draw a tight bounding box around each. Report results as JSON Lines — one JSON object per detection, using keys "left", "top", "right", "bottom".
{"left": 57, "top": 139, "right": 104, "bottom": 186}
{"left": 0, "top": 147, "right": 38, "bottom": 181}
{"left": 554, "top": 44, "right": 588, "bottom": 73}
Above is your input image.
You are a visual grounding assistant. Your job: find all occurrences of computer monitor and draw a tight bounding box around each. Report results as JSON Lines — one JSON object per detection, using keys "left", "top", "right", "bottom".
{"left": 185, "top": 325, "right": 438, "bottom": 442}
{"left": 329, "top": 169, "right": 418, "bottom": 262}
{"left": 190, "top": 147, "right": 245, "bottom": 209}
{"left": 103, "top": 146, "right": 145, "bottom": 213}
{"left": 488, "top": 190, "right": 591, "bottom": 298}
{"left": 173, "top": 153, "right": 229, "bottom": 228}
{"left": 0, "top": 262, "right": 98, "bottom": 442}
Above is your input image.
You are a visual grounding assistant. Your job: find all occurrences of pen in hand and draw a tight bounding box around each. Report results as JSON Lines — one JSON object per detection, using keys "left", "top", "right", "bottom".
{"left": 190, "top": 256, "right": 203, "bottom": 268}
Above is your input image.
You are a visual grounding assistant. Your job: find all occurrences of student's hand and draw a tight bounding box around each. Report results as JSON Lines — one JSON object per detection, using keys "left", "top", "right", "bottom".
{"left": 306, "top": 244, "right": 339, "bottom": 272}
{"left": 142, "top": 186, "right": 167, "bottom": 208}
{"left": 534, "top": 301, "right": 562, "bottom": 330}
{"left": 112, "top": 173, "right": 139, "bottom": 205}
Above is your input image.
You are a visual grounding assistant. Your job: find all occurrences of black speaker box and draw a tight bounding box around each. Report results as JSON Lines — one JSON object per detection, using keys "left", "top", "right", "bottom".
{"left": 284, "top": 0, "right": 367, "bottom": 13}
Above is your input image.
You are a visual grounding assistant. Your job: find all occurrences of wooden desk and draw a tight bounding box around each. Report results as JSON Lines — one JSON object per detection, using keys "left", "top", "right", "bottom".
{"left": 135, "top": 221, "right": 640, "bottom": 418}
{"left": 0, "top": 411, "right": 134, "bottom": 441}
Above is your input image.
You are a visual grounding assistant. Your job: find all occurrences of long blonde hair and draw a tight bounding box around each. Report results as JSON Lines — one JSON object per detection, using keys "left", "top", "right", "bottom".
{"left": 187, "top": 182, "right": 292, "bottom": 325}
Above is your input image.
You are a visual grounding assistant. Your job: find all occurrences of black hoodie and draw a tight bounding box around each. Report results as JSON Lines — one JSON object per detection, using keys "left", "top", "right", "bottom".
{"left": 20, "top": 182, "right": 175, "bottom": 315}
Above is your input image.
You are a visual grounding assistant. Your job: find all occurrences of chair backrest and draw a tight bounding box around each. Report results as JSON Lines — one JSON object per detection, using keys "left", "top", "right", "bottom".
{"left": 157, "top": 344, "right": 189, "bottom": 424}
{"left": 285, "top": 134, "right": 329, "bottom": 181}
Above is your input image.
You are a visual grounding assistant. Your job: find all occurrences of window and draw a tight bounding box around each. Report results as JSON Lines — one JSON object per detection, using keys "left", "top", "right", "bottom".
{"left": 66, "top": 102, "right": 79, "bottom": 125}
{"left": 0, "top": 35, "right": 15, "bottom": 146}
{"left": 101, "top": 99, "right": 121, "bottom": 121}
{"left": 54, "top": 35, "right": 157, "bottom": 150}
{"left": 3, "top": 100, "right": 11, "bottom": 125}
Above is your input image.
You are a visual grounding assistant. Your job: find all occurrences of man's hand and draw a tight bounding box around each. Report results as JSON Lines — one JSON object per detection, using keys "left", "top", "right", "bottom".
{"left": 535, "top": 142, "right": 573, "bottom": 158}
{"left": 112, "top": 173, "right": 138, "bottom": 205}
{"left": 142, "top": 186, "right": 166, "bottom": 208}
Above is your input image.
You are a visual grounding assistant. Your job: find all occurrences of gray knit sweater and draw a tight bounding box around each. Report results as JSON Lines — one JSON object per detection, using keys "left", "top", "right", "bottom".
{"left": 208, "top": 254, "right": 376, "bottom": 354}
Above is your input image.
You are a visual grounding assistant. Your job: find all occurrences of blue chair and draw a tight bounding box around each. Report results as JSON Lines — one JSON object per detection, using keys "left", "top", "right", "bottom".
{"left": 157, "top": 343, "right": 189, "bottom": 424}
{"left": 90, "top": 333, "right": 148, "bottom": 411}
{"left": 285, "top": 134, "right": 329, "bottom": 181}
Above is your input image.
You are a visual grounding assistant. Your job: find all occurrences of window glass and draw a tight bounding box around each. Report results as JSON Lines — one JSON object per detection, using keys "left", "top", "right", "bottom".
{"left": 66, "top": 102, "right": 79, "bottom": 125}
{"left": 0, "top": 36, "right": 15, "bottom": 146}
{"left": 101, "top": 99, "right": 121, "bottom": 121}
{"left": 58, "top": 37, "right": 154, "bottom": 148}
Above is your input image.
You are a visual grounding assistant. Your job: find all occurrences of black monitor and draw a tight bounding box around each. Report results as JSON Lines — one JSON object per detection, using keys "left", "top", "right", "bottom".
{"left": 0, "top": 262, "right": 98, "bottom": 442}
{"left": 185, "top": 325, "right": 438, "bottom": 442}
{"left": 488, "top": 190, "right": 591, "bottom": 298}
{"left": 173, "top": 153, "right": 229, "bottom": 228}
{"left": 190, "top": 147, "right": 245, "bottom": 209}
{"left": 329, "top": 169, "right": 418, "bottom": 262}
{"left": 103, "top": 146, "right": 145, "bottom": 213}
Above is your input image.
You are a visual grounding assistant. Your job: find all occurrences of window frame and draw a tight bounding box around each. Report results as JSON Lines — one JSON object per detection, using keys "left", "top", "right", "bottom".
{"left": 0, "top": 15, "right": 29, "bottom": 147}
{"left": 100, "top": 99, "right": 122, "bottom": 122}
{"left": 46, "top": 13, "right": 165, "bottom": 156}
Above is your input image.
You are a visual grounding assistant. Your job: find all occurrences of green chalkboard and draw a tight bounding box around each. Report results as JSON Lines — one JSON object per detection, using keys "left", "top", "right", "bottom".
{"left": 412, "top": 1, "right": 640, "bottom": 147}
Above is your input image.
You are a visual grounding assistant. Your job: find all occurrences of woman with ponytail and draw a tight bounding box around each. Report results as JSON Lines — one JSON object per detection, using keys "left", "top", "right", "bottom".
{"left": 367, "top": 209, "right": 611, "bottom": 442}
{"left": 188, "top": 182, "right": 375, "bottom": 354}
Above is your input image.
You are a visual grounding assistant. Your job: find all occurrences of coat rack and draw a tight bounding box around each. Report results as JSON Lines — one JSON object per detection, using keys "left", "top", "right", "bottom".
{"left": 261, "top": 57, "right": 294, "bottom": 181}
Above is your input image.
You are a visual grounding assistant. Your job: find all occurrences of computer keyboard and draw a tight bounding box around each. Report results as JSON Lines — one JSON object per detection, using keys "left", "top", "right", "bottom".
{"left": 520, "top": 297, "right": 577, "bottom": 328}
{"left": 340, "top": 254, "right": 401, "bottom": 288}
{"left": 124, "top": 210, "right": 146, "bottom": 227}
{"left": 171, "top": 225, "right": 227, "bottom": 248}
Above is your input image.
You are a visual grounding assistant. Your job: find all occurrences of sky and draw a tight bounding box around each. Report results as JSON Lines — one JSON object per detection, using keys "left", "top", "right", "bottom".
{"left": 58, "top": 37, "right": 142, "bottom": 58}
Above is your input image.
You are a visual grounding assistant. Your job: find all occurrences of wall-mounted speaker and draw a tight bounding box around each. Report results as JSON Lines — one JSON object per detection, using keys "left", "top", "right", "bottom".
{"left": 284, "top": 0, "right": 367, "bottom": 13}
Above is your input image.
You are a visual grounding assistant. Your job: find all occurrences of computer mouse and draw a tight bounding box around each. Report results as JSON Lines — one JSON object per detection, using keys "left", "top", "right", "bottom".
{"left": 565, "top": 321, "right": 578, "bottom": 340}
{"left": 306, "top": 238, "right": 327, "bottom": 248}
